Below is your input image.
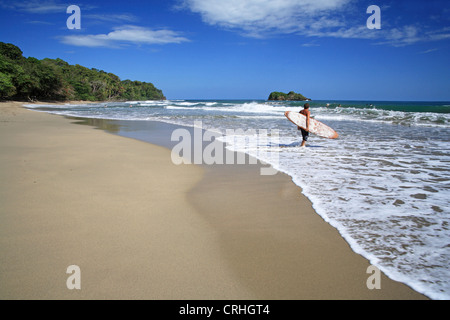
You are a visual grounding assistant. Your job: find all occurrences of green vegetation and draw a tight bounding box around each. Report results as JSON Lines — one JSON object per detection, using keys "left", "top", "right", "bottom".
{"left": 268, "top": 91, "right": 309, "bottom": 101}
{"left": 0, "top": 42, "right": 165, "bottom": 102}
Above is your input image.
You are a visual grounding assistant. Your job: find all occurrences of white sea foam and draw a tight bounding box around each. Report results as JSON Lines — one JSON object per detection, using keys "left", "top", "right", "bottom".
{"left": 176, "top": 101, "right": 200, "bottom": 106}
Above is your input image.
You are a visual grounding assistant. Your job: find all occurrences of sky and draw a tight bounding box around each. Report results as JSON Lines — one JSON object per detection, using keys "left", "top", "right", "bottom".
{"left": 0, "top": 0, "right": 449, "bottom": 100}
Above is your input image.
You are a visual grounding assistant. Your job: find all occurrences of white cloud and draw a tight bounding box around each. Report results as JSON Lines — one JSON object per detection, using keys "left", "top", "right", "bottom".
{"left": 0, "top": 0, "right": 136, "bottom": 25}
{"left": 60, "top": 25, "right": 190, "bottom": 48}
{"left": 301, "top": 42, "right": 320, "bottom": 47}
{"left": 0, "top": 0, "right": 95, "bottom": 13}
{"left": 306, "top": 25, "right": 377, "bottom": 40}
{"left": 84, "top": 14, "right": 139, "bottom": 23}
{"left": 26, "top": 20, "right": 54, "bottom": 25}
{"left": 179, "top": 0, "right": 450, "bottom": 46}
{"left": 419, "top": 48, "right": 438, "bottom": 54}
{"left": 0, "top": 0, "right": 65, "bottom": 13}
{"left": 178, "top": 0, "right": 352, "bottom": 36}
{"left": 427, "top": 27, "right": 450, "bottom": 42}
{"left": 375, "top": 26, "right": 450, "bottom": 47}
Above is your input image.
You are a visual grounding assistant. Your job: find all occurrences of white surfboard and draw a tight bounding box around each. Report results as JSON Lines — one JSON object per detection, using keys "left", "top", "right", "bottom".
{"left": 285, "top": 111, "right": 338, "bottom": 139}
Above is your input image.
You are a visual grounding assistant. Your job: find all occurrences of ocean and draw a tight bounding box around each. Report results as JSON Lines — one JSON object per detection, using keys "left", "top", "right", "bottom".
{"left": 26, "top": 99, "right": 450, "bottom": 300}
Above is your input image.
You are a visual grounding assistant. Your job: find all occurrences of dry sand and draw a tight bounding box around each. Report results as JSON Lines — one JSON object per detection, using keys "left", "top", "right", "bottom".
{"left": 0, "top": 102, "right": 427, "bottom": 299}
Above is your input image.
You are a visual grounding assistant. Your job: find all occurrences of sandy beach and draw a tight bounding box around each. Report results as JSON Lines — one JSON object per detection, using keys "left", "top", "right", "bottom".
{"left": 0, "top": 101, "right": 427, "bottom": 300}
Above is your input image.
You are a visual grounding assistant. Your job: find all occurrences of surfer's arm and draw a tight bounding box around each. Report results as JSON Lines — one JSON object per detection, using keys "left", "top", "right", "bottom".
{"left": 306, "top": 112, "right": 310, "bottom": 130}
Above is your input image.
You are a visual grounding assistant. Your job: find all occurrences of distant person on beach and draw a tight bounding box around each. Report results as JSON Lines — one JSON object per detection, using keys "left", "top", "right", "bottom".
{"left": 298, "top": 103, "right": 311, "bottom": 147}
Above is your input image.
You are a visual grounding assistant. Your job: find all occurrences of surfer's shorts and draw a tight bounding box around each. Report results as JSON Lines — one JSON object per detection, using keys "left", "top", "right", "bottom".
{"left": 300, "top": 128, "right": 309, "bottom": 141}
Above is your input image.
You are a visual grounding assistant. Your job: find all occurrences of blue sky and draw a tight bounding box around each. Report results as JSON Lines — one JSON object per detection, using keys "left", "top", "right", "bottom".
{"left": 0, "top": 0, "right": 449, "bottom": 100}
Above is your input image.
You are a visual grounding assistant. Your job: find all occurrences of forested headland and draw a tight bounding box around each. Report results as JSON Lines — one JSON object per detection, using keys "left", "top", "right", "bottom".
{"left": 0, "top": 42, "right": 166, "bottom": 102}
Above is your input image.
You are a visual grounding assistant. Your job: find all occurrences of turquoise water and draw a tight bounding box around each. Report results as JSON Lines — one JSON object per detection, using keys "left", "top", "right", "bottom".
{"left": 27, "top": 99, "right": 450, "bottom": 299}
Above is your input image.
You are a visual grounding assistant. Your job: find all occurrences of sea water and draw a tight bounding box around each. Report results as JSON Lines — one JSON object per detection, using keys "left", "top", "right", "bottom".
{"left": 26, "top": 100, "right": 450, "bottom": 299}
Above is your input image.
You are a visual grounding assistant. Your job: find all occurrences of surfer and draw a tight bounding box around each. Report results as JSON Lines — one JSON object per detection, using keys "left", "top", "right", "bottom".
{"left": 298, "top": 103, "right": 310, "bottom": 147}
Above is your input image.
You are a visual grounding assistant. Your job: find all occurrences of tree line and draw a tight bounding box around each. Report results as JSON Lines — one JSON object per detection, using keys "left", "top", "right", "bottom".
{"left": 0, "top": 42, "right": 166, "bottom": 102}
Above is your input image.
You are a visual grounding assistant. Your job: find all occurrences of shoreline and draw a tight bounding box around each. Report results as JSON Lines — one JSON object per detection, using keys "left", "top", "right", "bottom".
{"left": 0, "top": 101, "right": 428, "bottom": 299}
{"left": 103, "top": 117, "right": 430, "bottom": 300}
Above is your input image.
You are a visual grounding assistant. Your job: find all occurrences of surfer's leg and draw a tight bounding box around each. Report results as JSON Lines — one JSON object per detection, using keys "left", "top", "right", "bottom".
{"left": 300, "top": 129, "right": 309, "bottom": 147}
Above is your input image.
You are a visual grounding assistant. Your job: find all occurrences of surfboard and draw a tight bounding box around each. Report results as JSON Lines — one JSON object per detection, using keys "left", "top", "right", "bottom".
{"left": 285, "top": 111, "right": 339, "bottom": 139}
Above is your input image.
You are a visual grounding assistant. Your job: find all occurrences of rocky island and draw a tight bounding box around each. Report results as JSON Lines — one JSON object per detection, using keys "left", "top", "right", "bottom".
{"left": 268, "top": 91, "right": 310, "bottom": 101}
